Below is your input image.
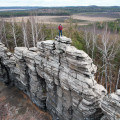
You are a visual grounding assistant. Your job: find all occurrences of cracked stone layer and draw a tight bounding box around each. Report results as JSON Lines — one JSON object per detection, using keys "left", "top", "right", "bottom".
{"left": 101, "top": 89, "right": 120, "bottom": 120}
{"left": 0, "top": 36, "right": 111, "bottom": 120}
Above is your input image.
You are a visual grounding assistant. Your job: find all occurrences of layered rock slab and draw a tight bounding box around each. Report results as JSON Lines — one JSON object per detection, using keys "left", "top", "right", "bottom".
{"left": 35, "top": 36, "right": 107, "bottom": 120}
{"left": 0, "top": 36, "right": 108, "bottom": 120}
{"left": 101, "top": 89, "right": 120, "bottom": 120}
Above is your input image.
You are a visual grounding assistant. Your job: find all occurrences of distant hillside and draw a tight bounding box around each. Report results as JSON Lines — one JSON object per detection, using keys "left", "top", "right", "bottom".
{"left": 0, "top": 6, "right": 41, "bottom": 10}
{"left": 64, "top": 6, "right": 120, "bottom": 13}
{"left": 0, "top": 6, "right": 120, "bottom": 17}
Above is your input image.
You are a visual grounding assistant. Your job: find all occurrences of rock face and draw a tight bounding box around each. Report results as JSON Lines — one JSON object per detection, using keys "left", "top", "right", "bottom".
{"left": 0, "top": 42, "right": 15, "bottom": 84}
{"left": 101, "top": 89, "right": 120, "bottom": 120}
{"left": 0, "top": 36, "right": 115, "bottom": 120}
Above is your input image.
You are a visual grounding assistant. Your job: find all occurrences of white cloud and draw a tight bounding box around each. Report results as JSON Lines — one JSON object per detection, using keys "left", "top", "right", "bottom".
{"left": 0, "top": 0, "right": 120, "bottom": 6}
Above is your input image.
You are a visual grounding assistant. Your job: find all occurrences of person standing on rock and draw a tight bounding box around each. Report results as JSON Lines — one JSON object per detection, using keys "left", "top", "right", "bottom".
{"left": 58, "top": 24, "right": 63, "bottom": 37}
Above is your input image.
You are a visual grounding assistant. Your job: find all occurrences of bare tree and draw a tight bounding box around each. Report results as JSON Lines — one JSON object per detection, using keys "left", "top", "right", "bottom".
{"left": 0, "top": 18, "right": 3, "bottom": 43}
{"left": 91, "top": 24, "right": 97, "bottom": 60}
{"left": 40, "top": 23, "right": 46, "bottom": 41}
{"left": 2, "top": 20, "right": 9, "bottom": 48}
{"left": 116, "top": 68, "right": 120, "bottom": 91}
{"left": 22, "top": 19, "right": 29, "bottom": 48}
{"left": 84, "top": 24, "right": 97, "bottom": 60}
{"left": 84, "top": 27, "right": 90, "bottom": 54}
{"left": 11, "top": 18, "right": 17, "bottom": 47}
{"left": 30, "top": 16, "right": 36, "bottom": 47}
{"left": 50, "top": 23, "right": 54, "bottom": 39}
{"left": 97, "top": 24, "right": 120, "bottom": 91}
{"left": 34, "top": 16, "right": 41, "bottom": 43}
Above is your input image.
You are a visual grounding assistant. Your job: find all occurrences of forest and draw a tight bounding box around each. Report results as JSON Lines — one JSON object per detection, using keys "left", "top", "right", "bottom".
{"left": 0, "top": 6, "right": 120, "bottom": 17}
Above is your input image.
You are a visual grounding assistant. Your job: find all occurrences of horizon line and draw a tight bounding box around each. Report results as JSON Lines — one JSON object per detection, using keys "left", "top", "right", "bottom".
{"left": 0, "top": 5, "right": 120, "bottom": 7}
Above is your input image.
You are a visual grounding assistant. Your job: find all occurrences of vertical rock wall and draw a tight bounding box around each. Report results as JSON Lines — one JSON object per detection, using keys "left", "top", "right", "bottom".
{"left": 0, "top": 36, "right": 118, "bottom": 120}
{"left": 0, "top": 43, "right": 15, "bottom": 84}
{"left": 14, "top": 47, "right": 47, "bottom": 109}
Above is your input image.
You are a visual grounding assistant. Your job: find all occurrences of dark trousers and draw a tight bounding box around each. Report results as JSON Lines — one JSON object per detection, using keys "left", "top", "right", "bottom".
{"left": 59, "top": 30, "right": 62, "bottom": 37}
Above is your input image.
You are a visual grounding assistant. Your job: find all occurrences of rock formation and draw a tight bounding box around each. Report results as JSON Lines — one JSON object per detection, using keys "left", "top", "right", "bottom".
{"left": 0, "top": 36, "right": 119, "bottom": 120}
{"left": 0, "top": 42, "right": 15, "bottom": 84}
{"left": 101, "top": 89, "right": 120, "bottom": 120}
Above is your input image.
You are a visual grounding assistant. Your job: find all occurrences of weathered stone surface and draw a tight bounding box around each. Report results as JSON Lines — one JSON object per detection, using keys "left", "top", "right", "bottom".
{"left": 14, "top": 47, "right": 28, "bottom": 60}
{"left": 0, "top": 36, "right": 112, "bottom": 120}
{"left": 0, "top": 43, "right": 16, "bottom": 85}
{"left": 116, "top": 89, "right": 120, "bottom": 96}
{"left": 29, "top": 47, "right": 38, "bottom": 52}
{"left": 101, "top": 90, "right": 120, "bottom": 120}
{"left": 55, "top": 36, "right": 72, "bottom": 44}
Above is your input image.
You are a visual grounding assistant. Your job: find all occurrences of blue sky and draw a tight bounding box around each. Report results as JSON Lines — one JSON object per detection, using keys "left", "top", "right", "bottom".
{"left": 0, "top": 0, "right": 120, "bottom": 7}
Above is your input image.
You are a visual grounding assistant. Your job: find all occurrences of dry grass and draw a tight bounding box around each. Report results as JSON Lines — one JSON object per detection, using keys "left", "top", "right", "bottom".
{"left": 3, "top": 16, "right": 69, "bottom": 24}
{"left": 72, "top": 14, "right": 116, "bottom": 22}
{"left": 2, "top": 14, "right": 117, "bottom": 26}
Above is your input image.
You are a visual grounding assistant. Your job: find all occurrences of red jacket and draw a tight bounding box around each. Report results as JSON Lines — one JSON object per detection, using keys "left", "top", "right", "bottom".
{"left": 58, "top": 25, "right": 63, "bottom": 31}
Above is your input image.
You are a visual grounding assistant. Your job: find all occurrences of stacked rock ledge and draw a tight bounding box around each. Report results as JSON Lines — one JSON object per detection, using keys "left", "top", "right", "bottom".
{"left": 101, "top": 89, "right": 120, "bottom": 120}
{"left": 0, "top": 36, "right": 117, "bottom": 120}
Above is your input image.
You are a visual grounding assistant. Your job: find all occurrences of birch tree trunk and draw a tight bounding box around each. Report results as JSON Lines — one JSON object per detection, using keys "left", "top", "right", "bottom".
{"left": 2, "top": 20, "right": 9, "bottom": 48}
{"left": 22, "top": 19, "right": 29, "bottom": 48}
{"left": 11, "top": 18, "right": 17, "bottom": 47}
{"left": 0, "top": 19, "right": 3, "bottom": 43}
{"left": 30, "top": 16, "right": 36, "bottom": 47}
{"left": 116, "top": 68, "right": 120, "bottom": 91}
